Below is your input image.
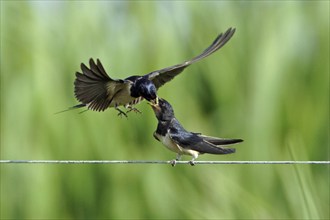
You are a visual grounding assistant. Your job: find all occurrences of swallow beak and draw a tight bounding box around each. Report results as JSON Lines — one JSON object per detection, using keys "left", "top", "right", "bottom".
{"left": 149, "top": 98, "right": 161, "bottom": 112}
{"left": 148, "top": 96, "right": 159, "bottom": 106}
{"left": 151, "top": 96, "right": 159, "bottom": 105}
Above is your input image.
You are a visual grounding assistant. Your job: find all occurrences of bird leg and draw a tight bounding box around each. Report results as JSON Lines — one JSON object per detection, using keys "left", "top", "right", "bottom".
{"left": 189, "top": 160, "right": 196, "bottom": 166}
{"left": 170, "top": 154, "right": 182, "bottom": 167}
{"left": 126, "top": 106, "right": 142, "bottom": 114}
{"left": 170, "top": 160, "right": 177, "bottom": 167}
{"left": 189, "top": 155, "right": 198, "bottom": 166}
{"left": 115, "top": 105, "right": 128, "bottom": 118}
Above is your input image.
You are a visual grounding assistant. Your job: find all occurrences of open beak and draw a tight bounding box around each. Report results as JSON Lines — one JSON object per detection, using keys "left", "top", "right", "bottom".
{"left": 148, "top": 97, "right": 160, "bottom": 112}
{"left": 153, "top": 96, "right": 159, "bottom": 105}
{"left": 149, "top": 96, "right": 159, "bottom": 105}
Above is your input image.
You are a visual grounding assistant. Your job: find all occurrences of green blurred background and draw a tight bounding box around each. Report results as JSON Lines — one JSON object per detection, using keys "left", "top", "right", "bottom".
{"left": 1, "top": 1, "right": 329, "bottom": 219}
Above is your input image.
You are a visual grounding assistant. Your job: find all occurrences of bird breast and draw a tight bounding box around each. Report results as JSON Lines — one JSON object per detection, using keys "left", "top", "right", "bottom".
{"left": 155, "top": 132, "right": 182, "bottom": 154}
{"left": 154, "top": 131, "right": 200, "bottom": 158}
{"left": 108, "top": 83, "right": 136, "bottom": 107}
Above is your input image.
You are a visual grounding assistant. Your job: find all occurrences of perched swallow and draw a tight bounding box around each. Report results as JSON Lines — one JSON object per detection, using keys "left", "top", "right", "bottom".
{"left": 150, "top": 98, "right": 243, "bottom": 166}
{"left": 71, "top": 27, "right": 235, "bottom": 117}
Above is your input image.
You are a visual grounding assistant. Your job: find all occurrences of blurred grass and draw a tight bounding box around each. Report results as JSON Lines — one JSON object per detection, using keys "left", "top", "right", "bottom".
{"left": 1, "top": 1, "right": 329, "bottom": 219}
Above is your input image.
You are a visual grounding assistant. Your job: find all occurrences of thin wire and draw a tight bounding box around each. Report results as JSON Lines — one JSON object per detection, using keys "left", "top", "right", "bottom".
{"left": 0, "top": 160, "right": 329, "bottom": 164}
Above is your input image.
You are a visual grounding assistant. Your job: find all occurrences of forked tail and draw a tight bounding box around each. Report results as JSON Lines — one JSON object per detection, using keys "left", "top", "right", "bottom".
{"left": 54, "top": 104, "right": 87, "bottom": 114}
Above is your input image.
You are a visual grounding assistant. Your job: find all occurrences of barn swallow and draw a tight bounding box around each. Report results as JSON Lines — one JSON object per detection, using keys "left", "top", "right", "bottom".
{"left": 150, "top": 98, "right": 243, "bottom": 166}
{"left": 70, "top": 28, "right": 235, "bottom": 117}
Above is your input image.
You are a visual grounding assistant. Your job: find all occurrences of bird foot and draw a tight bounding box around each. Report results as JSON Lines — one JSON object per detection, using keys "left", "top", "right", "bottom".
{"left": 126, "top": 107, "right": 142, "bottom": 114}
{"left": 170, "top": 159, "right": 177, "bottom": 167}
{"left": 189, "top": 160, "right": 196, "bottom": 166}
{"left": 116, "top": 108, "right": 128, "bottom": 118}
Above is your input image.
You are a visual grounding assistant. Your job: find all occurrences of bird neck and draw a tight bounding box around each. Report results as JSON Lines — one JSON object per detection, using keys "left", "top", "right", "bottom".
{"left": 130, "top": 82, "right": 140, "bottom": 98}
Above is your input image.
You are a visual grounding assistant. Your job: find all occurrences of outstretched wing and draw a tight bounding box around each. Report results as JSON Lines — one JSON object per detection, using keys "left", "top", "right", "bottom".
{"left": 74, "top": 58, "right": 125, "bottom": 111}
{"left": 146, "top": 27, "right": 236, "bottom": 88}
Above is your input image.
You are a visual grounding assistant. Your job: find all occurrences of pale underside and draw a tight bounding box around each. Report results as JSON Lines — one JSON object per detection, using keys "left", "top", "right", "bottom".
{"left": 89, "top": 80, "right": 143, "bottom": 109}
{"left": 154, "top": 131, "right": 200, "bottom": 159}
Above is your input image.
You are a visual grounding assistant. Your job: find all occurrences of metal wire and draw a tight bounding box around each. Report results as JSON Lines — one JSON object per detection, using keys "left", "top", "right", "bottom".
{"left": 0, "top": 160, "right": 329, "bottom": 164}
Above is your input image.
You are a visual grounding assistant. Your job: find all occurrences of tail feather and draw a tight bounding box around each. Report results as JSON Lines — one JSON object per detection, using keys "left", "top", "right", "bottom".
{"left": 214, "top": 147, "right": 236, "bottom": 154}
{"left": 197, "top": 142, "right": 236, "bottom": 155}
{"left": 54, "top": 104, "right": 86, "bottom": 114}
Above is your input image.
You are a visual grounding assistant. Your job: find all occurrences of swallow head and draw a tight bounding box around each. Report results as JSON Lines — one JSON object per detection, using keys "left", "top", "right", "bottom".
{"left": 150, "top": 98, "right": 174, "bottom": 121}
{"left": 131, "top": 78, "right": 157, "bottom": 102}
{"left": 140, "top": 82, "right": 157, "bottom": 102}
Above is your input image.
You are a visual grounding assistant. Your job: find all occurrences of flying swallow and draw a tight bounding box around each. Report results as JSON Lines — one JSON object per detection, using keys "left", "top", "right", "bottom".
{"left": 150, "top": 98, "right": 243, "bottom": 166}
{"left": 70, "top": 28, "right": 235, "bottom": 117}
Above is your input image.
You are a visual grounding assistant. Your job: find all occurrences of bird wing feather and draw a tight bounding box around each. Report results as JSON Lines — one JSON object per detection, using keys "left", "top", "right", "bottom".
{"left": 168, "top": 120, "right": 236, "bottom": 155}
{"left": 197, "top": 134, "right": 243, "bottom": 146}
{"left": 146, "top": 27, "right": 236, "bottom": 88}
{"left": 74, "top": 58, "right": 126, "bottom": 111}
